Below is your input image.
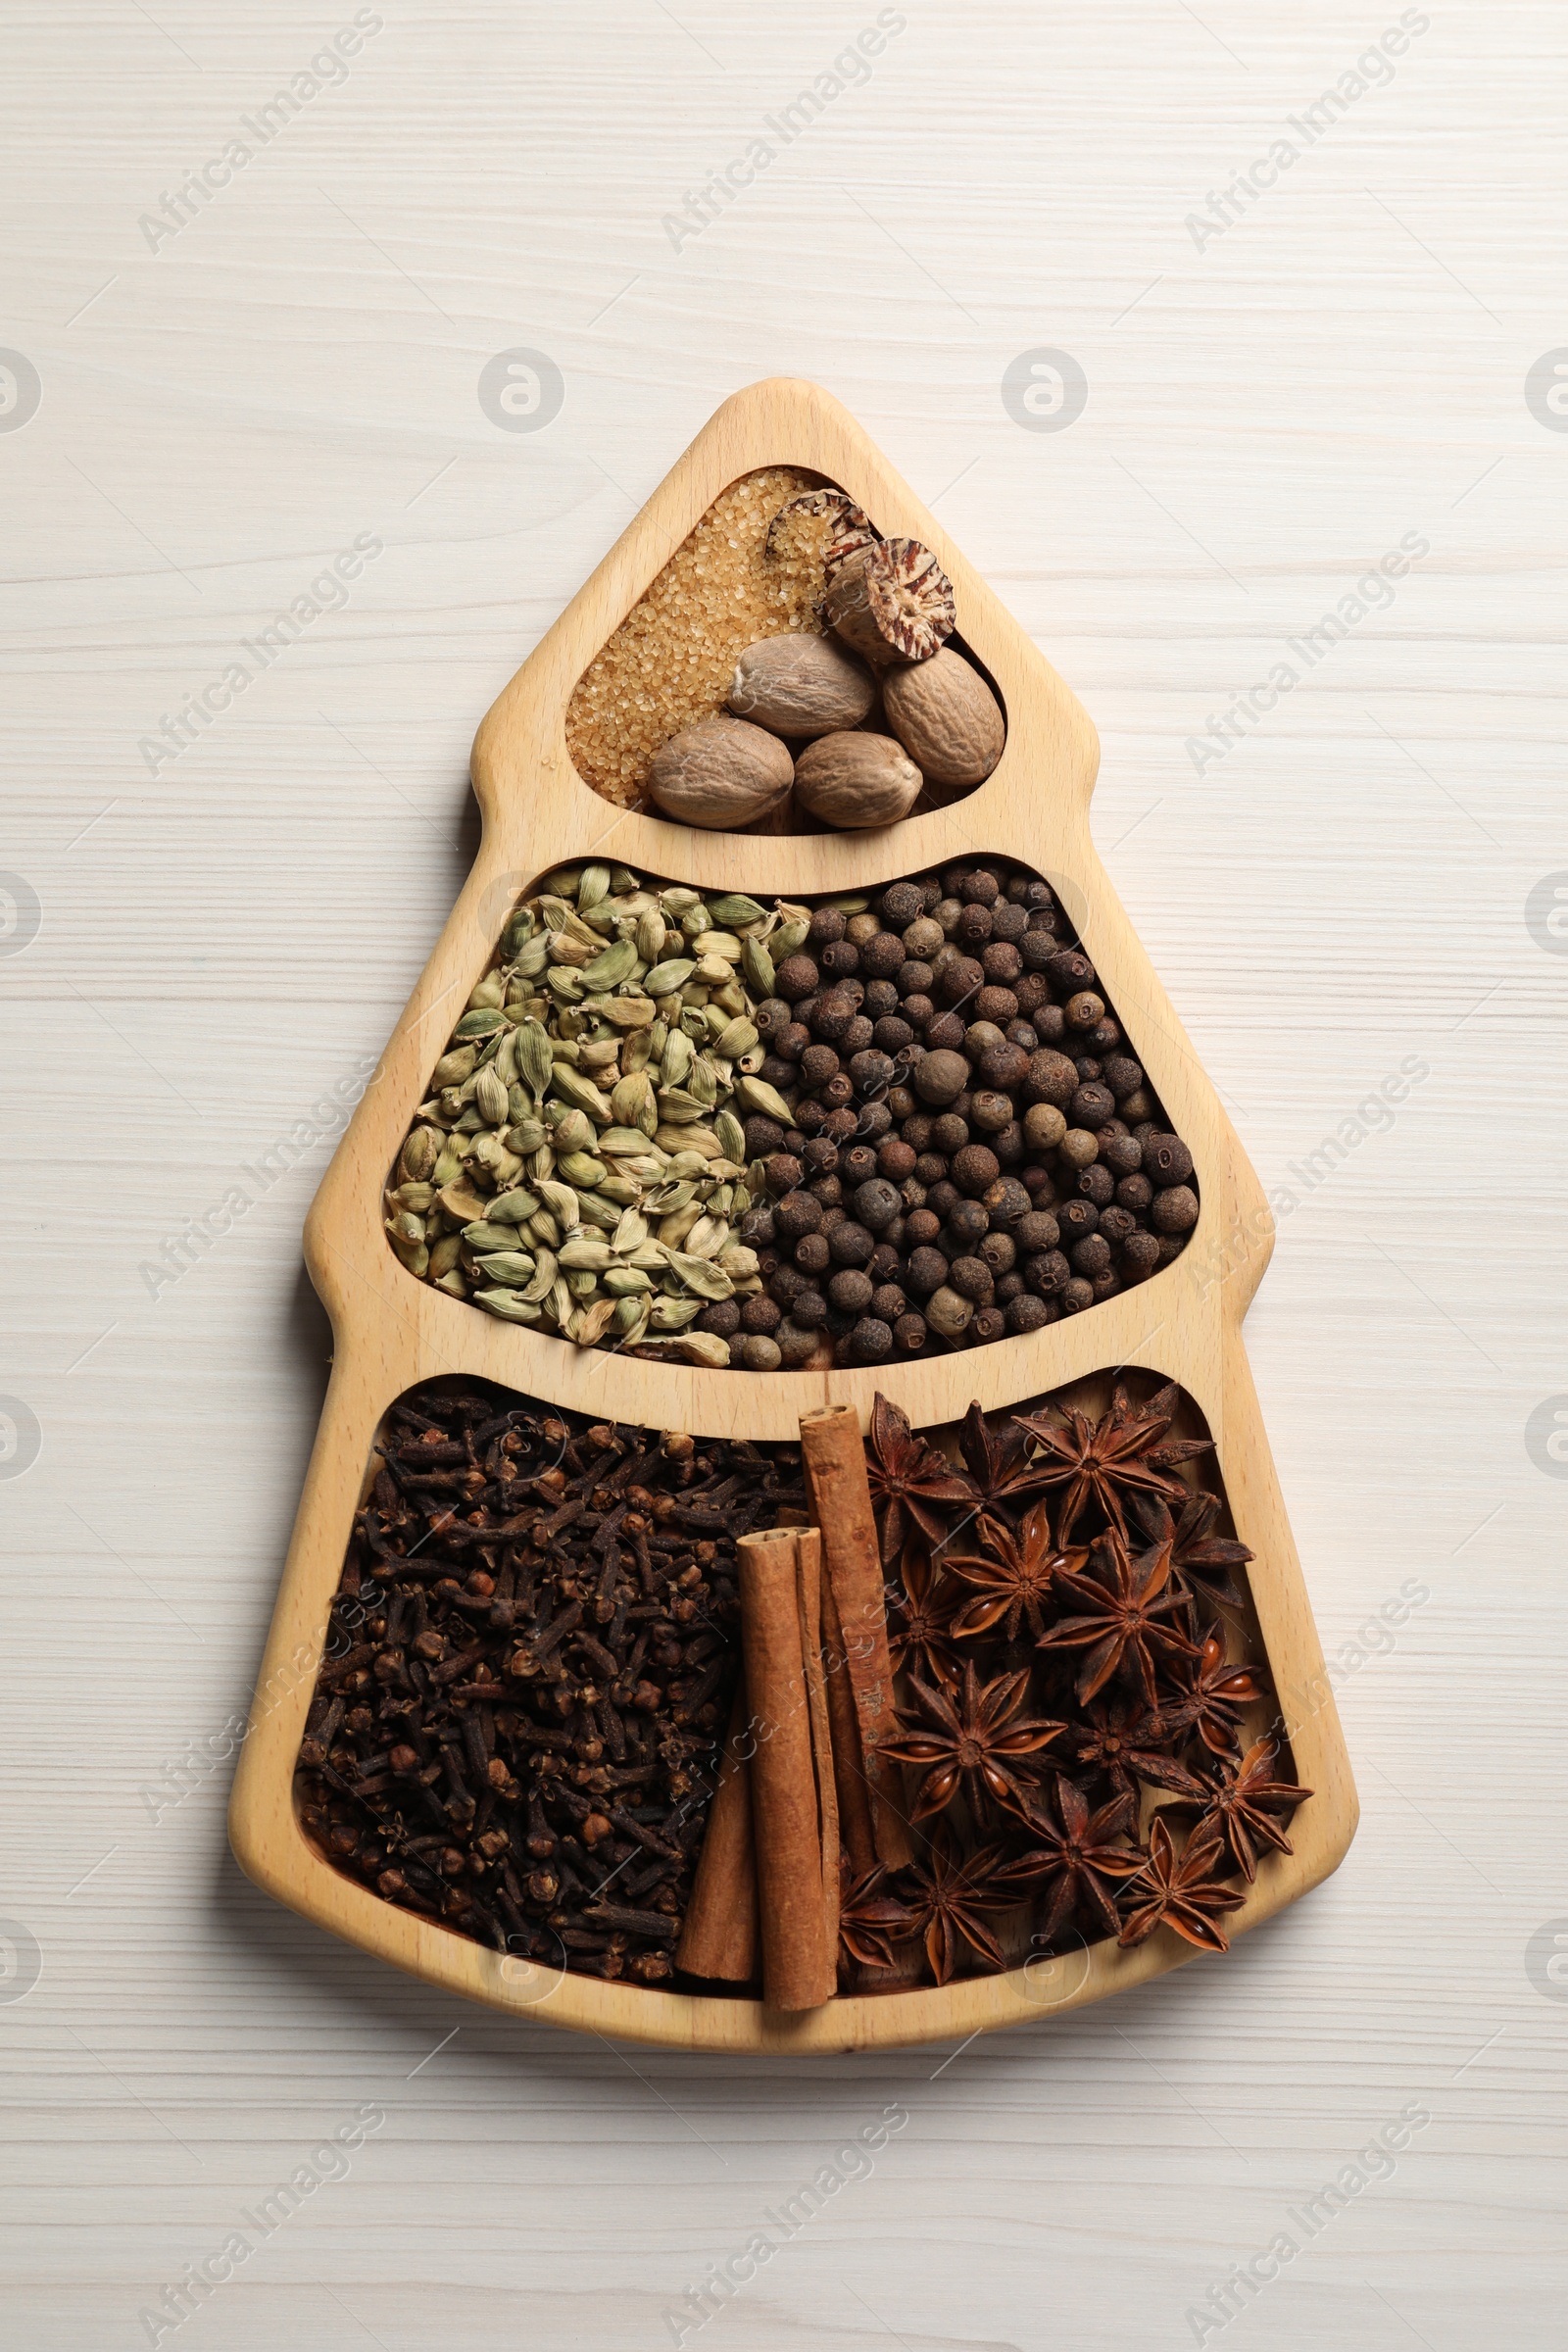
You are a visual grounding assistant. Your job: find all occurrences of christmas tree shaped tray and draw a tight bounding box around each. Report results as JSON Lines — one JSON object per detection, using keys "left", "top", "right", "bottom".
{"left": 228, "top": 379, "right": 1356, "bottom": 2051}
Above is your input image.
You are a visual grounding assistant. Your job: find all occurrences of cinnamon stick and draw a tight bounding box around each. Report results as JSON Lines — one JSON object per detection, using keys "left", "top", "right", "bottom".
{"left": 799, "top": 1403, "right": 915, "bottom": 1869}
{"left": 793, "top": 1528, "right": 840, "bottom": 1978}
{"left": 736, "top": 1527, "right": 837, "bottom": 2011}
{"left": 819, "top": 1566, "right": 878, "bottom": 1878}
{"left": 675, "top": 1678, "right": 759, "bottom": 1983}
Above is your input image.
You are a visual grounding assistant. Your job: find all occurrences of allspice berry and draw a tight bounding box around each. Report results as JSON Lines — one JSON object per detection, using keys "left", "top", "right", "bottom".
{"left": 926, "top": 1285, "right": 974, "bottom": 1338}
{"left": 1151, "top": 1183, "right": 1199, "bottom": 1234}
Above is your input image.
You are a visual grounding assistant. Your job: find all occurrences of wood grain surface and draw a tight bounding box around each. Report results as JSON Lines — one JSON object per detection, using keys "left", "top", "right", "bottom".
{"left": 2, "top": 3, "right": 1564, "bottom": 2345}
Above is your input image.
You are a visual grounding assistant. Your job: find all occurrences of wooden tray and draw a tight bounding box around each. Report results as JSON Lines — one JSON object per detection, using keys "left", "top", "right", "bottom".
{"left": 228, "top": 378, "right": 1357, "bottom": 2051}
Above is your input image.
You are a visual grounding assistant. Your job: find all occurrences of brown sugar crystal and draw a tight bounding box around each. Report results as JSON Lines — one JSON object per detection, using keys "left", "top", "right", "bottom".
{"left": 564, "top": 466, "right": 839, "bottom": 808}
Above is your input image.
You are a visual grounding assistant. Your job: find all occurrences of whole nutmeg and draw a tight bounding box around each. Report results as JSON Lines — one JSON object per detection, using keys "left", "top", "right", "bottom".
{"left": 646, "top": 714, "right": 793, "bottom": 829}
{"left": 882, "top": 649, "right": 1005, "bottom": 791}
{"left": 727, "top": 634, "right": 877, "bottom": 738}
{"left": 792, "top": 732, "right": 922, "bottom": 830}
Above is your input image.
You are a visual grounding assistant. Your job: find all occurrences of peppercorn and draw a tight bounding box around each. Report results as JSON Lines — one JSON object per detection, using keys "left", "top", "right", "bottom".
{"left": 828, "top": 1268, "right": 874, "bottom": 1314}
{"left": 1147, "top": 1134, "right": 1196, "bottom": 1186}
{"left": 906, "top": 1247, "right": 949, "bottom": 1297}
{"left": 880, "top": 881, "right": 924, "bottom": 928}
{"left": 952, "top": 1144, "right": 1000, "bottom": 1197}
{"left": 1121, "top": 1231, "right": 1161, "bottom": 1282}
{"left": 742, "top": 1295, "right": 783, "bottom": 1336}
{"left": 1151, "top": 1183, "right": 1200, "bottom": 1234}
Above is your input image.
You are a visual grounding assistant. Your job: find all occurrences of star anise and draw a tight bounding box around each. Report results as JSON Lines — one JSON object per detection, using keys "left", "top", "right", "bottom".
{"left": 890, "top": 1834, "right": 1016, "bottom": 1985}
{"left": 993, "top": 1779, "right": 1146, "bottom": 1939}
{"left": 864, "top": 1393, "right": 977, "bottom": 1562}
{"left": 886, "top": 1537, "right": 965, "bottom": 1692}
{"left": 1037, "top": 1534, "right": 1198, "bottom": 1708}
{"left": 1155, "top": 1624, "right": 1268, "bottom": 1756}
{"left": 881, "top": 1660, "right": 1064, "bottom": 1827}
{"left": 1117, "top": 1817, "right": 1247, "bottom": 1954}
{"left": 1129, "top": 1486, "right": 1254, "bottom": 1613}
{"left": 1157, "top": 1739, "right": 1313, "bottom": 1882}
{"left": 837, "top": 1860, "right": 919, "bottom": 1979}
{"left": 1014, "top": 1380, "right": 1212, "bottom": 1540}
{"left": 944, "top": 1500, "right": 1089, "bottom": 1643}
{"left": 954, "top": 1401, "right": 1051, "bottom": 1525}
{"left": 1072, "top": 1696, "right": 1210, "bottom": 1801}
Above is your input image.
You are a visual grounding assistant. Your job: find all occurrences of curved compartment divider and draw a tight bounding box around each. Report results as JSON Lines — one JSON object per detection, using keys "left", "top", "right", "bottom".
{"left": 228, "top": 379, "right": 1357, "bottom": 2052}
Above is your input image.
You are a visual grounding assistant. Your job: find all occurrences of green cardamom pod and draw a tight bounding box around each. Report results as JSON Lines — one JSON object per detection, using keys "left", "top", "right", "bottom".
{"left": 711, "top": 1018, "right": 758, "bottom": 1063}
{"left": 432, "top": 1269, "right": 468, "bottom": 1300}
{"left": 452, "top": 1006, "right": 504, "bottom": 1041}
{"left": 431, "top": 1145, "right": 464, "bottom": 1188}
{"left": 473, "top": 1067, "right": 510, "bottom": 1127}
{"left": 550, "top": 1106, "right": 596, "bottom": 1153}
{"left": 734, "top": 1073, "right": 795, "bottom": 1125}
{"left": 771, "top": 915, "right": 810, "bottom": 956}
{"left": 550, "top": 1066, "right": 612, "bottom": 1123}
{"left": 511, "top": 937, "right": 549, "bottom": 980}
{"left": 537, "top": 1180, "right": 580, "bottom": 1228}
{"left": 514, "top": 1021, "right": 553, "bottom": 1099}
{"left": 392, "top": 1181, "right": 436, "bottom": 1213}
{"left": 612, "top": 1295, "right": 651, "bottom": 1339}
{"left": 741, "top": 938, "right": 776, "bottom": 999}
{"left": 462, "top": 1219, "right": 523, "bottom": 1253}
{"left": 714, "top": 1110, "right": 746, "bottom": 1163}
{"left": 387, "top": 1209, "right": 426, "bottom": 1247}
{"left": 575, "top": 1191, "right": 622, "bottom": 1231}
{"left": 612, "top": 1205, "right": 650, "bottom": 1254}
{"left": 643, "top": 957, "right": 698, "bottom": 997}
{"left": 578, "top": 861, "right": 611, "bottom": 912}
{"left": 505, "top": 1119, "right": 546, "bottom": 1155}
{"left": 603, "top": 1266, "right": 653, "bottom": 1297}
{"left": 660, "top": 1029, "right": 694, "bottom": 1088}
{"left": 558, "top": 1234, "right": 612, "bottom": 1270}
{"left": 488, "top": 1187, "right": 538, "bottom": 1223}
{"left": 399, "top": 1127, "right": 442, "bottom": 1184}
{"left": 708, "top": 894, "right": 766, "bottom": 929}
{"left": 519, "top": 1248, "right": 557, "bottom": 1303}
{"left": 474, "top": 1288, "right": 542, "bottom": 1324}
{"left": 428, "top": 1234, "right": 464, "bottom": 1280}
{"left": 431, "top": 1044, "right": 478, "bottom": 1092}
{"left": 599, "top": 1126, "right": 653, "bottom": 1156}
{"left": 649, "top": 1296, "right": 704, "bottom": 1329}
{"left": 475, "top": 1250, "right": 536, "bottom": 1286}
{"left": 558, "top": 1151, "right": 608, "bottom": 1188}
{"left": 636, "top": 909, "right": 665, "bottom": 964}
{"left": 580, "top": 937, "right": 637, "bottom": 992}
{"left": 686, "top": 1057, "right": 718, "bottom": 1108}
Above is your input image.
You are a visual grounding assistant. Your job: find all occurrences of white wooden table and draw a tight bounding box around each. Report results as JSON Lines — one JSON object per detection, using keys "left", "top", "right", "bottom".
{"left": 3, "top": 4, "right": 1564, "bottom": 2344}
